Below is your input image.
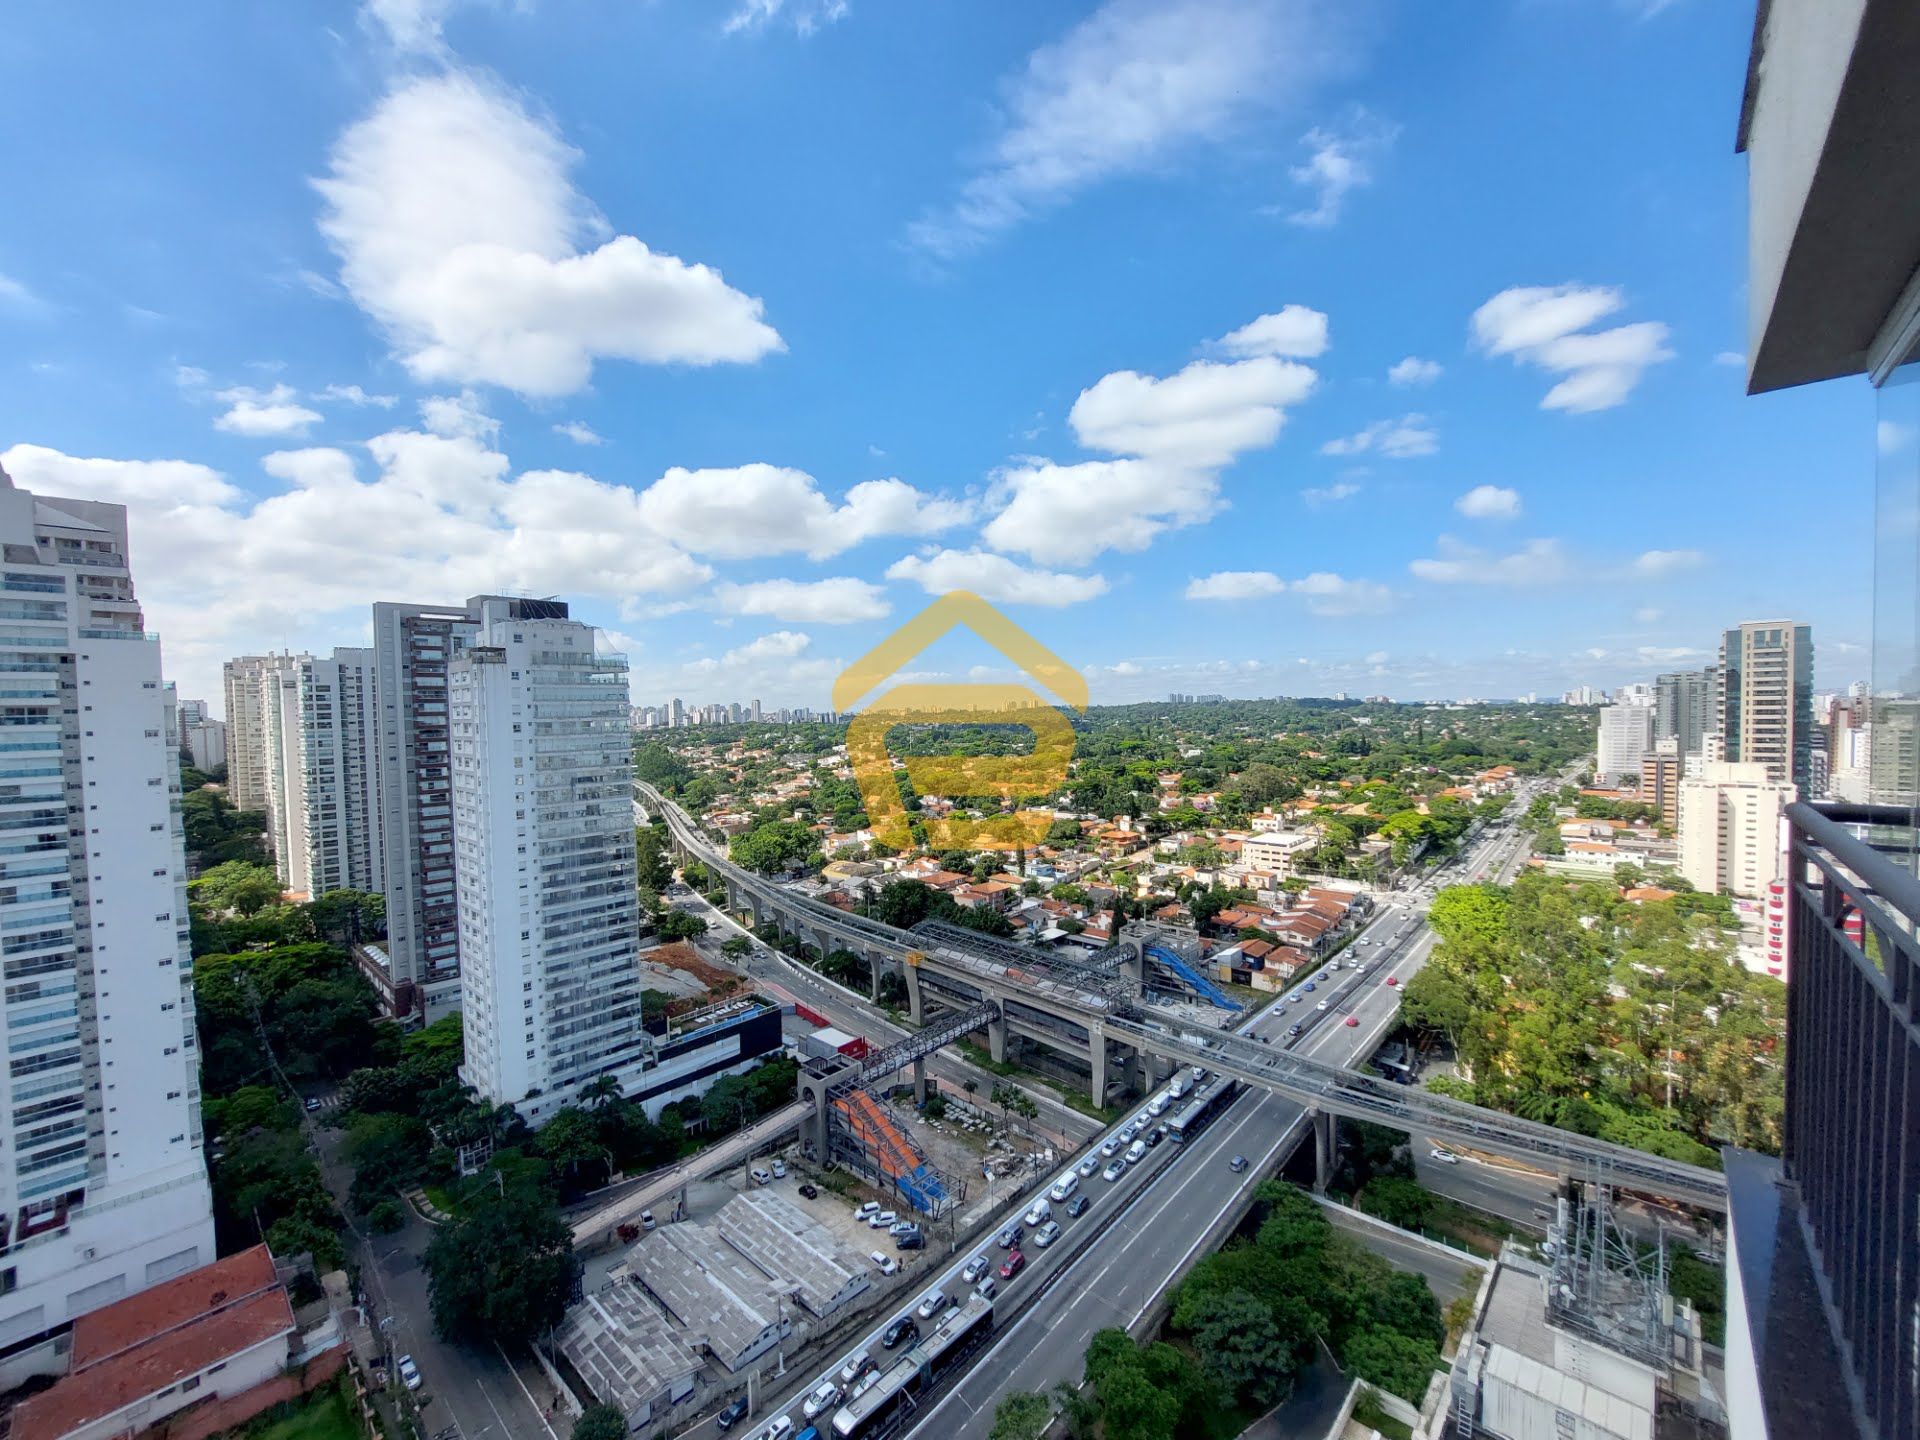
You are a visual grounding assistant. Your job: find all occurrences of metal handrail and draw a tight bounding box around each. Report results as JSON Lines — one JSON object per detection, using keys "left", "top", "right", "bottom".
{"left": 1787, "top": 800, "right": 1920, "bottom": 925}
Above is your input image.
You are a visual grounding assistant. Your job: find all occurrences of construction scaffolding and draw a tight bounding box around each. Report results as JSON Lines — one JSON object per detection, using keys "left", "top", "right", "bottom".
{"left": 827, "top": 1086, "right": 964, "bottom": 1220}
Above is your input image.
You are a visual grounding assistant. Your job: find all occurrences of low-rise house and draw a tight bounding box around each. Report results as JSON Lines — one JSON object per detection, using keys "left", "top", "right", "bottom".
{"left": 11, "top": 1247, "right": 345, "bottom": 1440}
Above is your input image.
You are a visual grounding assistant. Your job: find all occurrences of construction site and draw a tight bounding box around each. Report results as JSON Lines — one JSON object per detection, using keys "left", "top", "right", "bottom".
{"left": 560, "top": 1084, "right": 1048, "bottom": 1435}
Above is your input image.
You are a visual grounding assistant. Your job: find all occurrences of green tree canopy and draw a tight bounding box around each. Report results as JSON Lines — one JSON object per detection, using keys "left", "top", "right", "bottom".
{"left": 425, "top": 1163, "right": 578, "bottom": 1344}
{"left": 1342, "top": 1325, "right": 1442, "bottom": 1403}
{"left": 571, "top": 1405, "right": 627, "bottom": 1440}
{"left": 988, "top": 1392, "right": 1052, "bottom": 1440}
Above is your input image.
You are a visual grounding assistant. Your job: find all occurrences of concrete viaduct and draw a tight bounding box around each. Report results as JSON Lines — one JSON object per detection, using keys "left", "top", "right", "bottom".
{"left": 637, "top": 782, "right": 1727, "bottom": 1209}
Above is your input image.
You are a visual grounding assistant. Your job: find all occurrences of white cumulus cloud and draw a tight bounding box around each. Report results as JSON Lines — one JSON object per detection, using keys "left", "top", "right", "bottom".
{"left": 1387, "top": 356, "right": 1441, "bottom": 386}
{"left": 1455, "top": 484, "right": 1521, "bottom": 519}
{"left": 1070, "top": 356, "right": 1319, "bottom": 467}
{"left": 1, "top": 435, "right": 721, "bottom": 709}
{"left": 315, "top": 71, "right": 783, "bottom": 397}
{"left": 982, "top": 458, "right": 1221, "bottom": 568}
{"left": 553, "top": 421, "right": 604, "bottom": 446}
{"left": 886, "top": 549, "right": 1108, "bottom": 607}
{"left": 638, "top": 467, "right": 970, "bottom": 561}
{"left": 713, "top": 577, "right": 889, "bottom": 624}
{"left": 1470, "top": 284, "right": 1672, "bottom": 413}
{"left": 1213, "top": 305, "right": 1329, "bottom": 359}
{"left": 213, "top": 385, "right": 324, "bottom": 438}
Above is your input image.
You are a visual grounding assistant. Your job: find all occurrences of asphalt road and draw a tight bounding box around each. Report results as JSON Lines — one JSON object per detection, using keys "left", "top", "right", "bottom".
{"left": 649, "top": 791, "right": 1561, "bottom": 1440}
{"left": 1319, "top": 1204, "right": 1486, "bottom": 1299}
{"left": 905, "top": 805, "right": 1557, "bottom": 1440}
{"left": 313, "top": 1125, "right": 560, "bottom": 1440}
{"left": 1413, "top": 1148, "right": 1558, "bottom": 1229}
{"left": 911, "top": 904, "right": 1438, "bottom": 1440}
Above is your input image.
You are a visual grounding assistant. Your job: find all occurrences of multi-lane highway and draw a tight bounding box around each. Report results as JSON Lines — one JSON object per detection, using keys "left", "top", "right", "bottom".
{"left": 728, "top": 810, "right": 1534, "bottom": 1440}
{"left": 695, "top": 784, "right": 1566, "bottom": 1440}
{"left": 908, "top": 813, "right": 1550, "bottom": 1440}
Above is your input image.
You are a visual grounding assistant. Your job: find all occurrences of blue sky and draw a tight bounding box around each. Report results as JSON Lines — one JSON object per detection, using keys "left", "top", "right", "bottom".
{"left": 0, "top": 0, "right": 1874, "bottom": 713}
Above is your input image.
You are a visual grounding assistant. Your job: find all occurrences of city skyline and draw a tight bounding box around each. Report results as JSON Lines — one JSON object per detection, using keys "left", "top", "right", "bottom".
{"left": 0, "top": 1, "right": 1875, "bottom": 714}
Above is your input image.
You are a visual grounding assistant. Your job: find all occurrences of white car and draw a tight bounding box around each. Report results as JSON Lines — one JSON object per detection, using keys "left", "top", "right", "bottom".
{"left": 869, "top": 1209, "right": 898, "bottom": 1229}
{"left": 1031, "top": 1220, "right": 1062, "bottom": 1249}
{"left": 1102, "top": 1159, "right": 1126, "bottom": 1182}
{"left": 1100, "top": 1138, "right": 1122, "bottom": 1159}
{"left": 855, "top": 1201, "right": 881, "bottom": 1222}
{"left": 915, "top": 1289, "right": 950, "bottom": 1321}
{"left": 771, "top": 1158, "right": 787, "bottom": 1179}
{"left": 1317, "top": 1000, "right": 1331, "bottom": 1011}
{"left": 1077, "top": 1157, "right": 1099, "bottom": 1178}
{"left": 396, "top": 1354, "right": 422, "bottom": 1392}
{"left": 870, "top": 1251, "right": 899, "bottom": 1275}
{"left": 961, "top": 1255, "right": 990, "bottom": 1285}
{"left": 763, "top": 1418, "right": 793, "bottom": 1440}
{"left": 1429, "top": 1147, "right": 1461, "bottom": 1165}
{"left": 1023, "top": 1198, "right": 1051, "bottom": 1227}
{"left": 1124, "top": 1140, "right": 1147, "bottom": 1165}
{"left": 803, "top": 1383, "right": 842, "bottom": 1421}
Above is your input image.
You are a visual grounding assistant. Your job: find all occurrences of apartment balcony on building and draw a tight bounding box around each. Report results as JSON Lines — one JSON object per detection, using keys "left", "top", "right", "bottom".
{"left": 1724, "top": 801, "right": 1920, "bottom": 1439}
{"left": 1736, "top": 2, "right": 1920, "bottom": 1434}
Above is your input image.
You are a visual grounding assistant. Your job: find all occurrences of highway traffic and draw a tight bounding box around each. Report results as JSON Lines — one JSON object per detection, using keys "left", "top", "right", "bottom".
{"left": 668, "top": 780, "right": 1567, "bottom": 1440}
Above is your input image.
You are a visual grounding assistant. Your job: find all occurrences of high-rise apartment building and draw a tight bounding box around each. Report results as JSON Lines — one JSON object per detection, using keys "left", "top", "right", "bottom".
{"left": 0, "top": 468, "right": 213, "bottom": 1383}
{"left": 1677, "top": 760, "right": 1793, "bottom": 898}
{"left": 1716, "top": 621, "right": 1814, "bottom": 789}
{"left": 249, "top": 651, "right": 382, "bottom": 900}
{"left": 1653, "top": 668, "right": 1715, "bottom": 758}
{"left": 1594, "top": 703, "right": 1654, "bottom": 785}
{"left": 220, "top": 655, "right": 275, "bottom": 814}
{"left": 449, "top": 601, "right": 648, "bottom": 1123}
{"left": 371, "top": 600, "right": 492, "bottom": 1022}
{"left": 172, "top": 698, "right": 225, "bottom": 774}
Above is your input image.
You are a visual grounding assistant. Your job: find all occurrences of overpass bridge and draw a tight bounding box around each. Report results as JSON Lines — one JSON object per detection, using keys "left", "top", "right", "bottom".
{"left": 637, "top": 782, "right": 1730, "bottom": 1210}
{"left": 640, "top": 782, "right": 1149, "bottom": 1101}
{"left": 1102, "top": 1015, "right": 1727, "bottom": 1210}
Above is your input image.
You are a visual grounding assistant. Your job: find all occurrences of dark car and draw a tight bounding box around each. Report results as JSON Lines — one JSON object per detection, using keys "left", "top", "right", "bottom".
{"left": 798, "top": 1183, "right": 818, "bottom": 1199}
{"left": 881, "top": 1316, "right": 919, "bottom": 1350}
{"left": 717, "top": 1397, "right": 751, "bottom": 1431}
{"left": 1065, "top": 1194, "right": 1091, "bottom": 1218}
{"left": 895, "top": 1228, "right": 925, "bottom": 1251}
{"left": 1146, "top": 1126, "right": 1166, "bottom": 1148}
{"left": 1287, "top": 1023, "right": 1303, "bottom": 1038}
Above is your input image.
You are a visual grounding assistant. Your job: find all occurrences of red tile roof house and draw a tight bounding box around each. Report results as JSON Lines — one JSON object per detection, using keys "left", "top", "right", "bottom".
{"left": 12, "top": 1246, "right": 347, "bottom": 1440}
